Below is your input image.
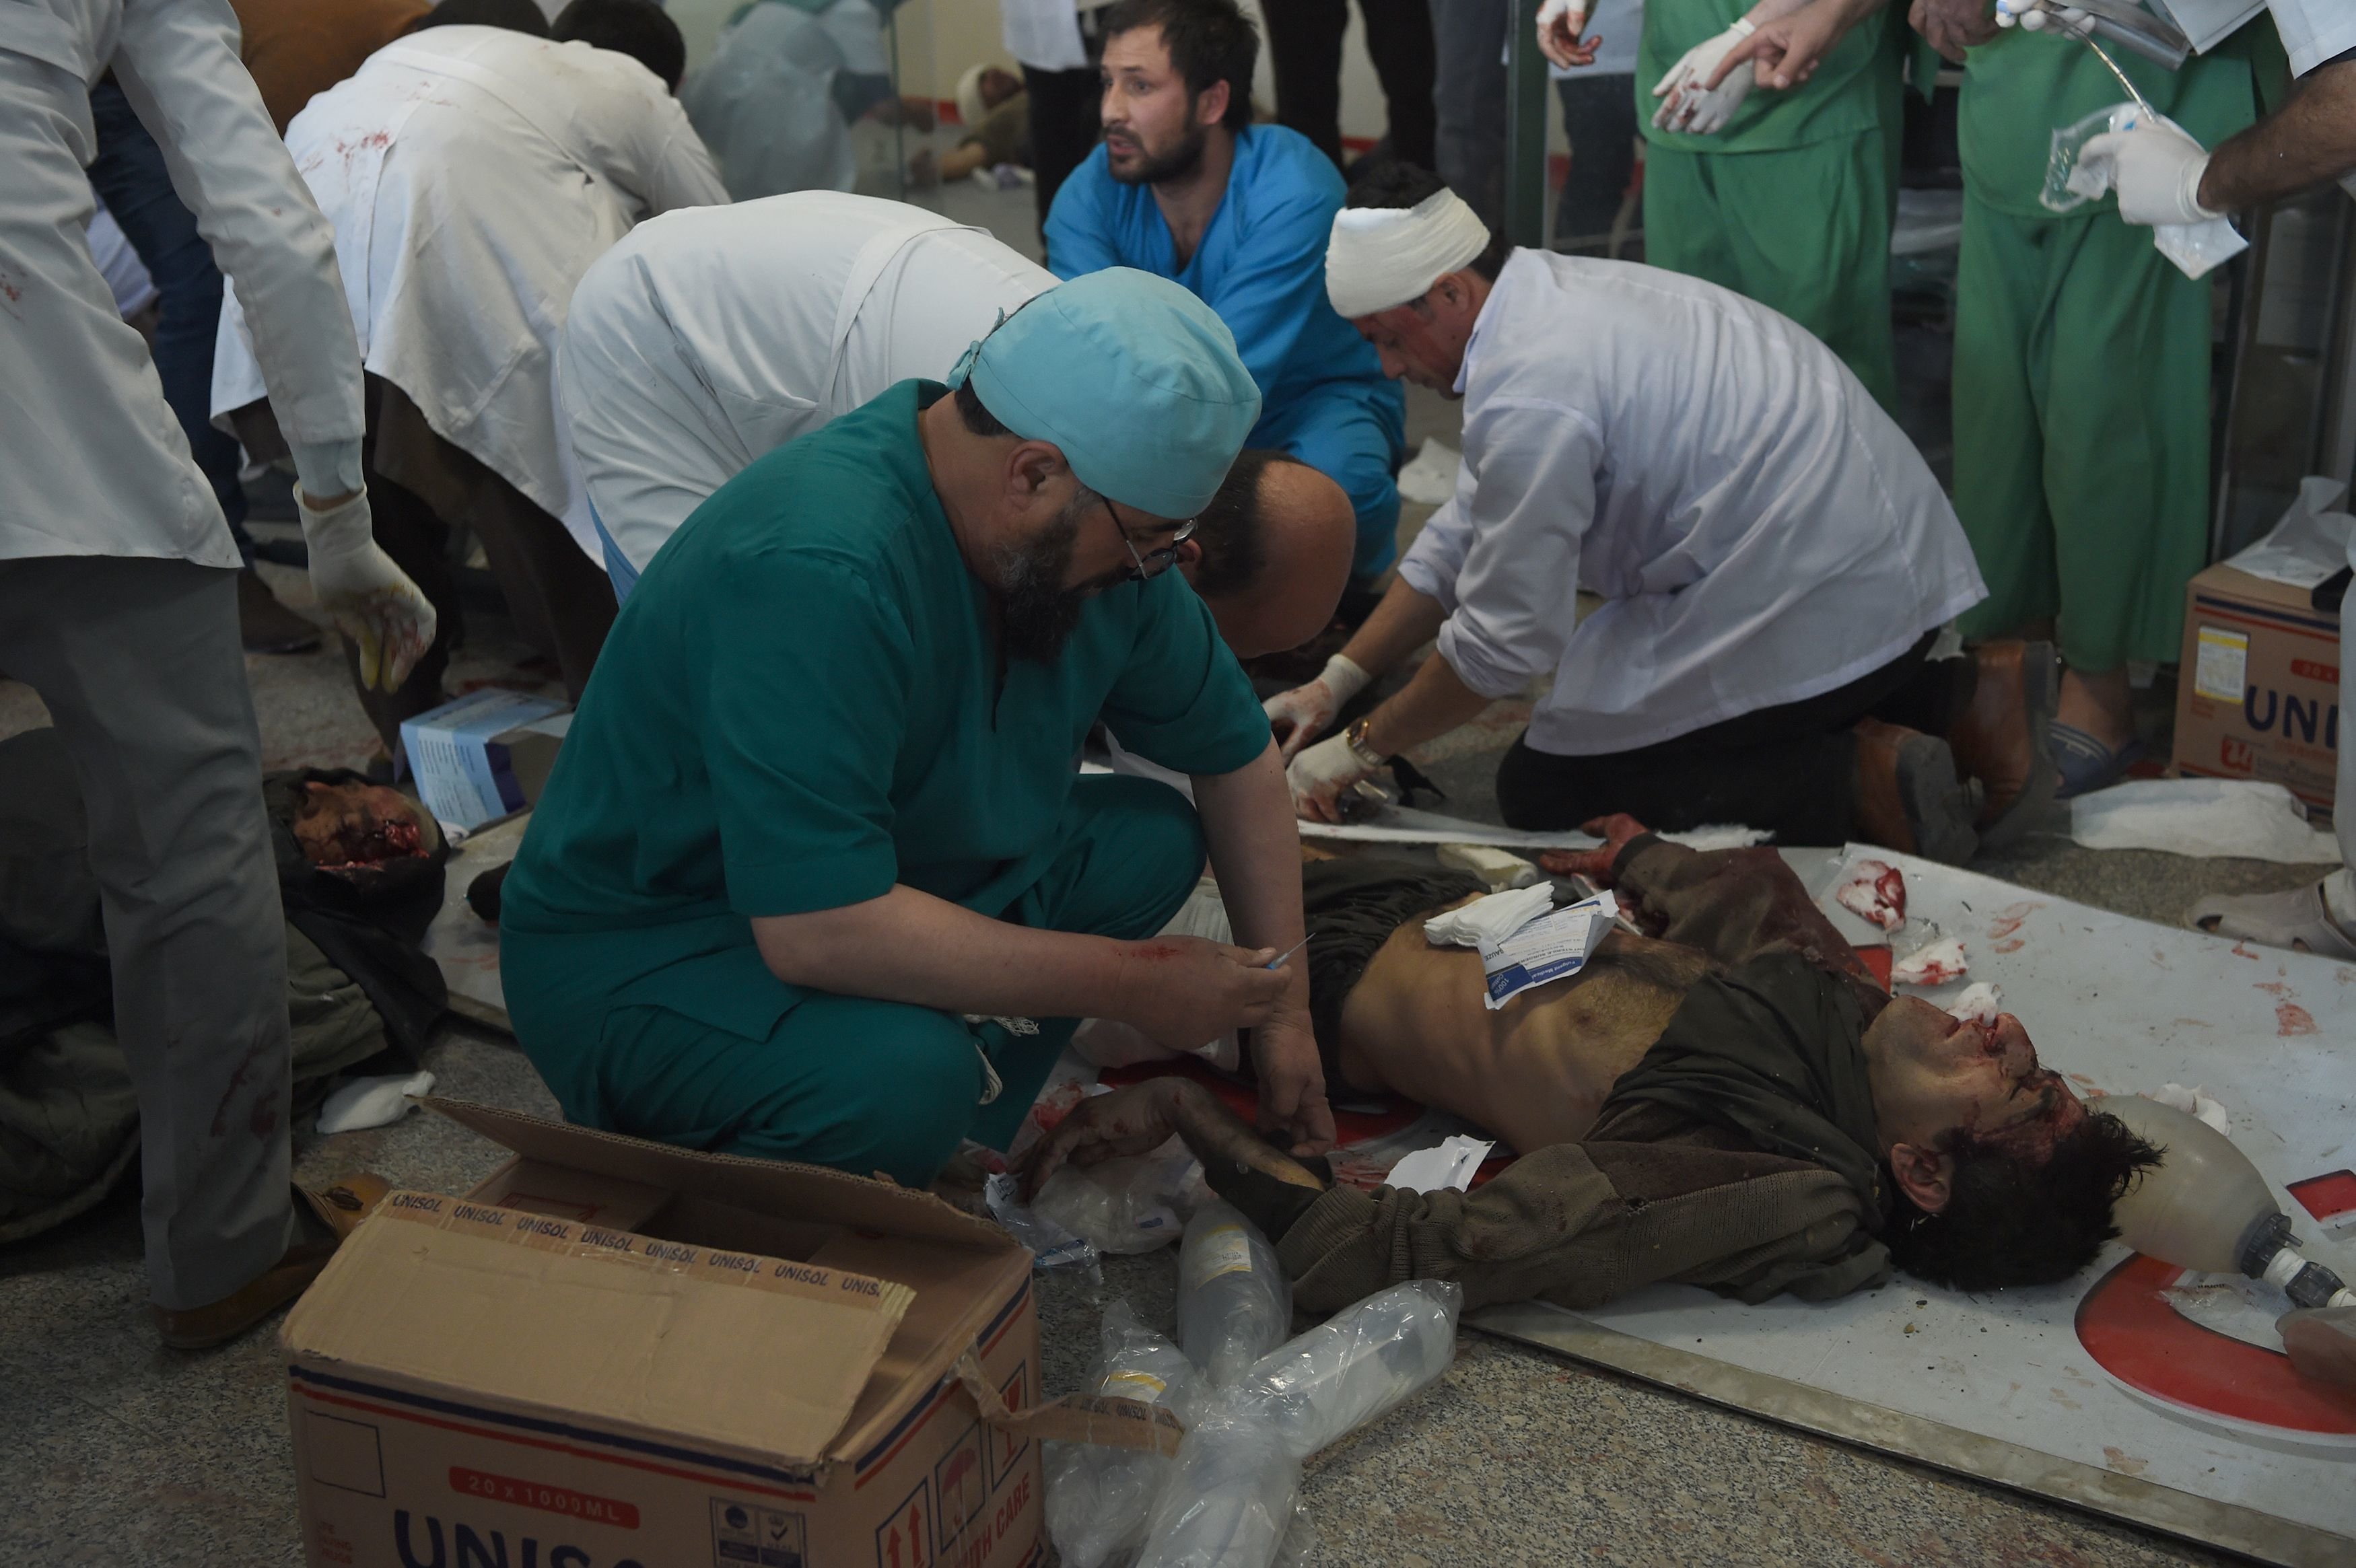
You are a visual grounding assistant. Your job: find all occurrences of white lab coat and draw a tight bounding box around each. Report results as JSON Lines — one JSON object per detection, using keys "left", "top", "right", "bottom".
{"left": 560, "top": 192, "right": 1053, "bottom": 571}
{"left": 1399, "top": 250, "right": 1986, "bottom": 757}
{"left": 2164, "top": 0, "right": 2355, "bottom": 73}
{"left": 681, "top": 0, "right": 889, "bottom": 201}
{"left": 2258, "top": 0, "right": 2356, "bottom": 76}
{"left": 0, "top": 0, "right": 360, "bottom": 566}
{"left": 211, "top": 26, "right": 728, "bottom": 560}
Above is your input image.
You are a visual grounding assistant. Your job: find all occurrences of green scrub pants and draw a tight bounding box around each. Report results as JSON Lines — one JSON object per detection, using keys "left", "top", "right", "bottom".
{"left": 1642, "top": 133, "right": 1898, "bottom": 413}
{"left": 1951, "top": 197, "right": 2213, "bottom": 672}
{"left": 575, "top": 774, "right": 1207, "bottom": 1188}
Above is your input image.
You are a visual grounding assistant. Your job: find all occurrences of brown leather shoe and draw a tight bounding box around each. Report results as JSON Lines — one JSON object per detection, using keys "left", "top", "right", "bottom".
{"left": 238, "top": 567, "right": 324, "bottom": 654}
{"left": 152, "top": 1174, "right": 390, "bottom": 1351}
{"left": 1853, "top": 717, "right": 1980, "bottom": 866}
{"left": 153, "top": 1237, "right": 338, "bottom": 1350}
{"left": 1945, "top": 640, "right": 2060, "bottom": 847}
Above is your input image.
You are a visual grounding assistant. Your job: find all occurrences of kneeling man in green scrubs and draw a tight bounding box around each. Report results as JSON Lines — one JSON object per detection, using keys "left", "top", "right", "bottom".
{"left": 498, "top": 269, "right": 1331, "bottom": 1184}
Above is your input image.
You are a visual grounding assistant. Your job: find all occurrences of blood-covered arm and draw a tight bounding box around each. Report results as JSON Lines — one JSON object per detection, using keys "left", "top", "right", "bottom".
{"left": 1554, "top": 830, "right": 1879, "bottom": 982}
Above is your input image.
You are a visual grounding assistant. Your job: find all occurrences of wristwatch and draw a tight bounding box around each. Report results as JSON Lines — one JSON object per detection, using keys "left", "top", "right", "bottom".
{"left": 1342, "top": 717, "right": 1386, "bottom": 769}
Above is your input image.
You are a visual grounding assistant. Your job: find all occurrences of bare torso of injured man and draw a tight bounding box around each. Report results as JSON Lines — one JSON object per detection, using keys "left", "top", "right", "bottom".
{"left": 1023, "top": 827, "right": 2161, "bottom": 1314}
{"left": 499, "top": 268, "right": 1341, "bottom": 1186}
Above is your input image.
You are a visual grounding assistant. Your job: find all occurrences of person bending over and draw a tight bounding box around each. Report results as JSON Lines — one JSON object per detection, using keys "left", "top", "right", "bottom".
{"left": 1025, "top": 821, "right": 2157, "bottom": 1311}
{"left": 561, "top": 194, "right": 1355, "bottom": 654}
{"left": 503, "top": 271, "right": 1334, "bottom": 1188}
{"left": 1044, "top": 0, "right": 1409, "bottom": 596}
{"left": 1269, "top": 164, "right": 2060, "bottom": 865}
{"left": 213, "top": 1, "right": 724, "bottom": 761}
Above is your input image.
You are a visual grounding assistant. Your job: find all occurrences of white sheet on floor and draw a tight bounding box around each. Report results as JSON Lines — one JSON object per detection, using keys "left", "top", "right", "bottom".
{"left": 2070, "top": 778, "right": 2343, "bottom": 864}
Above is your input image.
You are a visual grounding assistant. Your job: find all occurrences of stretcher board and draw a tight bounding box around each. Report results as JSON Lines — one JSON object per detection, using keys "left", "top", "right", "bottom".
{"left": 1474, "top": 846, "right": 2356, "bottom": 1567}
{"left": 421, "top": 811, "right": 528, "bottom": 1032}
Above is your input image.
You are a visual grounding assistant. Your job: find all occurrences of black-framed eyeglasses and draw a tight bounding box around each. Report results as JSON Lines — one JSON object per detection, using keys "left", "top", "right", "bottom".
{"left": 1098, "top": 496, "right": 1198, "bottom": 582}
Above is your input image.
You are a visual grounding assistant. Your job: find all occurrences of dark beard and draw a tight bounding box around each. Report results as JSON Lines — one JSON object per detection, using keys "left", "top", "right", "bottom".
{"left": 993, "top": 497, "right": 1120, "bottom": 664}
{"left": 1111, "top": 119, "right": 1208, "bottom": 186}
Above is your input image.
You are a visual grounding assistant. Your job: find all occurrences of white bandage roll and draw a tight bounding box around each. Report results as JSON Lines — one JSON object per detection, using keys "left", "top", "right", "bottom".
{"left": 1325, "top": 189, "right": 1494, "bottom": 320}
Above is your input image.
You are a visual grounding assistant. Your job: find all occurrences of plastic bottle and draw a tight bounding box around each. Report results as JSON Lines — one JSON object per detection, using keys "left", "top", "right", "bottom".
{"left": 1243, "top": 1281, "right": 1463, "bottom": 1461}
{"left": 1130, "top": 1392, "right": 1302, "bottom": 1568}
{"left": 1175, "top": 1203, "right": 1292, "bottom": 1388}
{"left": 1043, "top": 1303, "right": 1200, "bottom": 1568}
{"left": 1129, "top": 1281, "right": 1462, "bottom": 1568}
{"left": 2098, "top": 1095, "right": 2355, "bottom": 1308}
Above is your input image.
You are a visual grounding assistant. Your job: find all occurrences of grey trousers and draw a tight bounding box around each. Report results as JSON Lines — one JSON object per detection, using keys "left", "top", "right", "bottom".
{"left": 0, "top": 555, "right": 293, "bottom": 1309}
{"left": 1431, "top": 0, "right": 1509, "bottom": 227}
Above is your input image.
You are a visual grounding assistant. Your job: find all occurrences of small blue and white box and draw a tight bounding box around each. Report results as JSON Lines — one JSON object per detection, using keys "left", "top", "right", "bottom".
{"left": 398, "top": 689, "right": 571, "bottom": 831}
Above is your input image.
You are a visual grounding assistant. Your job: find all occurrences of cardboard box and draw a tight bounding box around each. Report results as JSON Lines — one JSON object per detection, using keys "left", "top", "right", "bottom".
{"left": 399, "top": 691, "right": 571, "bottom": 832}
{"left": 2173, "top": 562, "right": 2341, "bottom": 816}
{"left": 281, "top": 1100, "right": 1050, "bottom": 1568}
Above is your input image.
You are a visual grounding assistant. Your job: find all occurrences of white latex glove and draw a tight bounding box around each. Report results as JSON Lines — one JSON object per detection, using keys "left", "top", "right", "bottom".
{"left": 1287, "top": 731, "right": 1381, "bottom": 822}
{"left": 1651, "top": 19, "right": 1756, "bottom": 135}
{"left": 2081, "top": 122, "right": 2219, "bottom": 225}
{"left": 1536, "top": 0, "right": 1591, "bottom": 69}
{"left": 298, "top": 488, "right": 437, "bottom": 691}
{"left": 1262, "top": 653, "right": 1370, "bottom": 761}
{"left": 1994, "top": 0, "right": 2094, "bottom": 39}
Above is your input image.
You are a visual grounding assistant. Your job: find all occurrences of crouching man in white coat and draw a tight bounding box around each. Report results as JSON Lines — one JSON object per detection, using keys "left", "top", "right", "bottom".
{"left": 561, "top": 190, "right": 1356, "bottom": 658}
{"left": 0, "top": 0, "right": 434, "bottom": 1346}
{"left": 1269, "top": 164, "right": 2057, "bottom": 865}
{"left": 213, "top": 5, "right": 727, "bottom": 760}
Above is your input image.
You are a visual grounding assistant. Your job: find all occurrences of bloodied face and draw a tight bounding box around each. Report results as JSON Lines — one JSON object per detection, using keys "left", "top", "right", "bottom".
{"left": 291, "top": 779, "right": 431, "bottom": 876}
{"left": 1862, "top": 994, "right": 2087, "bottom": 1160}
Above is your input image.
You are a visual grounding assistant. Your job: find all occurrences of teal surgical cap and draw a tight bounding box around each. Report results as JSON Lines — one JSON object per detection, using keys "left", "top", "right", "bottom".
{"left": 947, "top": 268, "right": 1261, "bottom": 520}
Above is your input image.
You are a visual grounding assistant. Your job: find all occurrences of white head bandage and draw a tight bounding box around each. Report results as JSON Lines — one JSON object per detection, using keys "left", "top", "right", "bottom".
{"left": 1324, "top": 188, "right": 1492, "bottom": 320}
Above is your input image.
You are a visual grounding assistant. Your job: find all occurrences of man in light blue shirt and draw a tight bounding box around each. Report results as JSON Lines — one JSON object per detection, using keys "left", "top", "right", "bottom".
{"left": 1045, "top": 0, "right": 1408, "bottom": 596}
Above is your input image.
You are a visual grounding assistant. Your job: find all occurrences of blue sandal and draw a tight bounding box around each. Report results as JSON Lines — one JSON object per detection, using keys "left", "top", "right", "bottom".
{"left": 2047, "top": 721, "right": 2146, "bottom": 799}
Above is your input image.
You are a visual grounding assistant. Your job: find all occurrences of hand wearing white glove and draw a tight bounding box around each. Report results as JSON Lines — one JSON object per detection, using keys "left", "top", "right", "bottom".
{"left": 2081, "top": 122, "right": 2220, "bottom": 226}
{"left": 1535, "top": 0, "right": 1596, "bottom": 69}
{"left": 1262, "top": 653, "right": 1371, "bottom": 761}
{"left": 1287, "top": 730, "right": 1382, "bottom": 823}
{"left": 299, "top": 488, "right": 438, "bottom": 691}
{"left": 1652, "top": 19, "right": 1756, "bottom": 135}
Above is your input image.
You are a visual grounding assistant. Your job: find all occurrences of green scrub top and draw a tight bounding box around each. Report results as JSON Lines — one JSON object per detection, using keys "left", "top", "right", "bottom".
{"left": 1639, "top": 0, "right": 1894, "bottom": 153}
{"left": 499, "top": 379, "right": 1272, "bottom": 1042}
{"left": 1958, "top": 26, "right": 2264, "bottom": 219}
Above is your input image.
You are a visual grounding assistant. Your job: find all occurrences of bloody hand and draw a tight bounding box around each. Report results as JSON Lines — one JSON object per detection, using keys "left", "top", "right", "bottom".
{"left": 1537, "top": 812, "right": 1651, "bottom": 884}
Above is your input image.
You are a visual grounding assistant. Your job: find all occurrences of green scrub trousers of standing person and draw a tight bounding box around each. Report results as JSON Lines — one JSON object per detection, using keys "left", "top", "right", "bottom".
{"left": 1638, "top": 0, "right": 1903, "bottom": 411}
{"left": 1951, "top": 28, "right": 2263, "bottom": 673}
{"left": 496, "top": 380, "right": 1276, "bottom": 1187}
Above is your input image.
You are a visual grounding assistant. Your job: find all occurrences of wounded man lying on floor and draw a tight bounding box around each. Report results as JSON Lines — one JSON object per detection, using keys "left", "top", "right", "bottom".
{"left": 1022, "top": 818, "right": 2159, "bottom": 1314}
